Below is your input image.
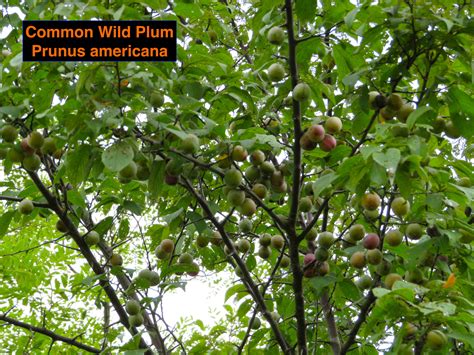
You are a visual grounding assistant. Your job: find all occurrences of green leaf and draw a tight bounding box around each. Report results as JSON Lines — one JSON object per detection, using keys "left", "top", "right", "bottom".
{"left": 66, "top": 190, "right": 86, "bottom": 208}
{"left": 0, "top": 210, "right": 15, "bottom": 236}
{"left": 65, "top": 145, "right": 93, "bottom": 185}
{"left": 123, "top": 200, "right": 143, "bottom": 215}
{"left": 447, "top": 86, "right": 474, "bottom": 137}
{"left": 148, "top": 160, "right": 165, "bottom": 201}
{"left": 337, "top": 278, "right": 360, "bottom": 301}
{"left": 372, "top": 148, "right": 401, "bottom": 172}
{"left": 94, "top": 217, "right": 114, "bottom": 236}
{"left": 419, "top": 301, "right": 456, "bottom": 316}
{"left": 372, "top": 287, "right": 390, "bottom": 298}
{"left": 226, "top": 87, "right": 256, "bottom": 113}
{"left": 101, "top": 142, "right": 134, "bottom": 172}
{"left": 309, "top": 275, "right": 338, "bottom": 293}
{"left": 295, "top": 0, "right": 317, "bottom": 23}
{"left": 162, "top": 208, "right": 184, "bottom": 224}
{"left": 312, "top": 173, "right": 338, "bottom": 198}
{"left": 344, "top": 8, "right": 359, "bottom": 28}
{"left": 225, "top": 284, "right": 248, "bottom": 302}
{"left": 406, "top": 106, "right": 435, "bottom": 130}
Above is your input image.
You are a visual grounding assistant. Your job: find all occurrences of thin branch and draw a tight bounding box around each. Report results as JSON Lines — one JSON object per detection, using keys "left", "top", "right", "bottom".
{"left": 0, "top": 195, "right": 49, "bottom": 208}
{"left": 0, "top": 236, "right": 65, "bottom": 257}
{"left": 27, "top": 171, "right": 153, "bottom": 354}
{"left": 0, "top": 313, "right": 100, "bottom": 353}
{"left": 284, "top": 1, "right": 307, "bottom": 353}
{"left": 320, "top": 292, "right": 341, "bottom": 354}
{"left": 182, "top": 178, "right": 291, "bottom": 353}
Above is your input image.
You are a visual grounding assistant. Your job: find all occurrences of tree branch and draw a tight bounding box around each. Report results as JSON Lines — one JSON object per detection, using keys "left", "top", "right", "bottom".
{"left": 26, "top": 171, "right": 154, "bottom": 354}
{"left": 320, "top": 291, "right": 341, "bottom": 354}
{"left": 0, "top": 195, "right": 50, "bottom": 208}
{"left": 182, "top": 178, "right": 291, "bottom": 353}
{"left": 0, "top": 313, "right": 100, "bottom": 353}
{"left": 284, "top": 0, "right": 308, "bottom": 352}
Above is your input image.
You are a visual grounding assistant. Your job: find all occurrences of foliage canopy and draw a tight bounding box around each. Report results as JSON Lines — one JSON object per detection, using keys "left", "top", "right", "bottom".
{"left": 0, "top": 0, "right": 473, "bottom": 354}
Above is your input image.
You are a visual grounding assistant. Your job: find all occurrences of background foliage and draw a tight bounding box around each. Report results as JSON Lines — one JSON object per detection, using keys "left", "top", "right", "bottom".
{"left": 0, "top": 0, "right": 473, "bottom": 353}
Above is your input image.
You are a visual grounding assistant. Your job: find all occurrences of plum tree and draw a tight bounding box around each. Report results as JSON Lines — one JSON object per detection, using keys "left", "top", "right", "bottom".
{"left": 306, "top": 124, "right": 325, "bottom": 142}
{"left": 366, "top": 249, "right": 383, "bottom": 265}
{"left": 391, "top": 197, "right": 410, "bottom": 217}
{"left": 237, "top": 239, "right": 250, "bottom": 253}
{"left": 21, "top": 138, "right": 35, "bottom": 155}
{"left": 6, "top": 146, "right": 24, "bottom": 163}
{"left": 318, "top": 232, "right": 334, "bottom": 248}
{"left": 258, "top": 246, "right": 271, "bottom": 259}
{"left": 120, "top": 161, "right": 137, "bottom": 179}
{"left": 138, "top": 269, "right": 160, "bottom": 286}
{"left": 260, "top": 161, "right": 275, "bottom": 175}
{"left": 349, "top": 224, "right": 365, "bottom": 241}
{"left": 23, "top": 154, "right": 41, "bottom": 171}
{"left": 270, "top": 235, "right": 284, "bottom": 249}
{"left": 362, "top": 193, "right": 381, "bottom": 211}
{"left": 224, "top": 169, "right": 242, "bottom": 188}
{"left": 56, "top": 220, "right": 68, "bottom": 233}
{"left": 41, "top": 137, "right": 57, "bottom": 155}
{"left": 319, "top": 134, "right": 337, "bottom": 152}
{"left": 280, "top": 255, "right": 290, "bottom": 268}
{"left": 267, "top": 27, "right": 285, "bottom": 45}
{"left": 250, "top": 150, "right": 265, "bottom": 165}
{"left": 109, "top": 253, "right": 123, "bottom": 266}
{"left": 227, "top": 189, "right": 246, "bottom": 206}
{"left": 27, "top": 131, "right": 44, "bottom": 149}
{"left": 150, "top": 91, "right": 164, "bottom": 107}
{"left": 196, "top": 234, "right": 210, "bottom": 248}
{"left": 298, "top": 196, "right": 312, "bottom": 212}
{"left": 355, "top": 275, "right": 372, "bottom": 290}
{"left": 315, "top": 247, "right": 329, "bottom": 261}
{"left": 304, "top": 228, "right": 317, "bottom": 242}
{"left": 350, "top": 251, "right": 366, "bottom": 269}
{"left": 84, "top": 231, "right": 100, "bottom": 246}
{"left": 267, "top": 63, "right": 286, "bottom": 82}
{"left": 181, "top": 134, "right": 200, "bottom": 154}
{"left": 368, "top": 92, "right": 387, "bottom": 109}
{"left": 324, "top": 116, "right": 342, "bottom": 134}
{"left": 385, "top": 229, "right": 403, "bottom": 246}
{"left": 384, "top": 273, "right": 403, "bottom": 289}
{"left": 397, "top": 104, "right": 414, "bottom": 123}
{"left": 245, "top": 166, "right": 260, "bottom": 181}
{"left": 178, "top": 253, "right": 193, "bottom": 264}
{"left": 259, "top": 233, "right": 271, "bottom": 247}
{"left": 386, "top": 93, "right": 404, "bottom": 111}
{"left": 0, "top": 1, "right": 471, "bottom": 354}
{"left": 363, "top": 233, "right": 380, "bottom": 249}
{"left": 425, "top": 330, "right": 448, "bottom": 350}
{"left": 125, "top": 300, "right": 141, "bottom": 315}
{"left": 18, "top": 199, "right": 34, "bottom": 215}
{"left": 292, "top": 83, "right": 310, "bottom": 102}
{"left": 231, "top": 145, "right": 248, "bottom": 161}
{"left": 1, "top": 124, "right": 18, "bottom": 142}
{"left": 240, "top": 198, "right": 256, "bottom": 216}
{"left": 129, "top": 314, "right": 144, "bottom": 327}
{"left": 238, "top": 218, "right": 252, "bottom": 233}
{"left": 300, "top": 133, "right": 318, "bottom": 150}
{"left": 252, "top": 183, "right": 267, "bottom": 199}
{"left": 405, "top": 223, "right": 423, "bottom": 240}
